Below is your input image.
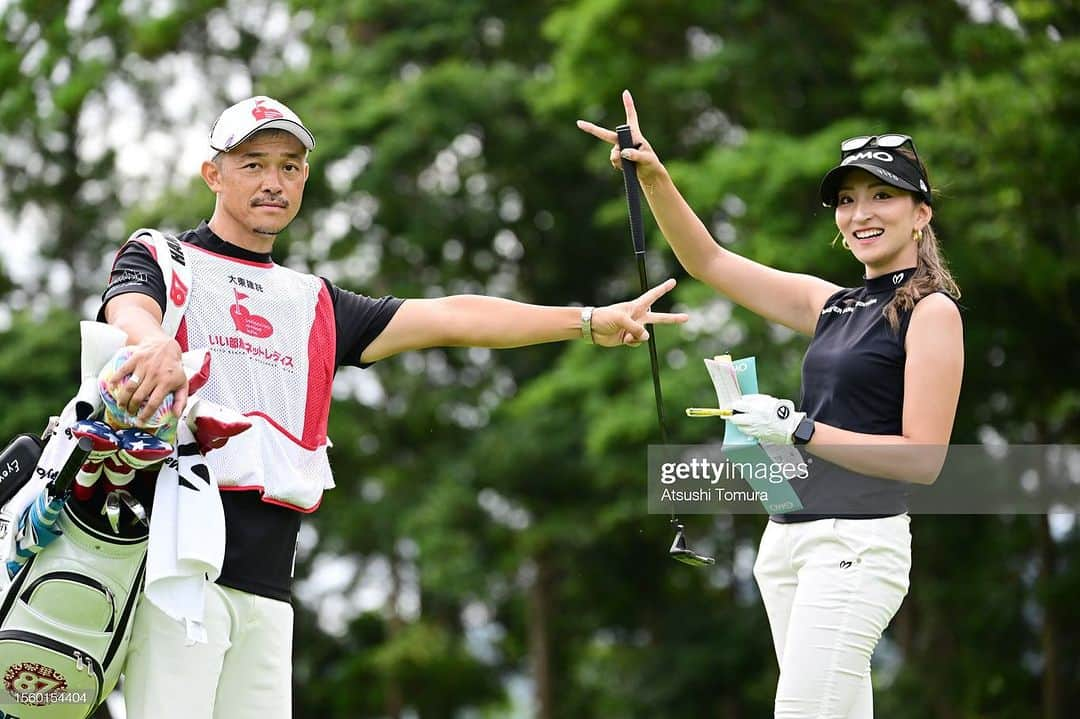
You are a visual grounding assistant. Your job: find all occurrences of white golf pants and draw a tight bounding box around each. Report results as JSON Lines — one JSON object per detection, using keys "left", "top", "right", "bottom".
{"left": 753, "top": 515, "right": 911, "bottom": 719}
{"left": 123, "top": 583, "right": 293, "bottom": 719}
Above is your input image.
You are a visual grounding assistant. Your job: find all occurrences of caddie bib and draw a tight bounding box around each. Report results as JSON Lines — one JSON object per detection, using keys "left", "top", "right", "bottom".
{"left": 173, "top": 242, "right": 335, "bottom": 511}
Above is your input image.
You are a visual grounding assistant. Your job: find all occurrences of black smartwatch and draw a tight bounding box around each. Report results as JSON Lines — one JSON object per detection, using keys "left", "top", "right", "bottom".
{"left": 793, "top": 416, "right": 816, "bottom": 446}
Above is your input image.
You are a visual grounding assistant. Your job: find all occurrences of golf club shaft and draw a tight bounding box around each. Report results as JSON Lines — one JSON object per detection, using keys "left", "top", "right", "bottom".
{"left": 636, "top": 256, "right": 668, "bottom": 444}
{"left": 617, "top": 124, "right": 668, "bottom": 445}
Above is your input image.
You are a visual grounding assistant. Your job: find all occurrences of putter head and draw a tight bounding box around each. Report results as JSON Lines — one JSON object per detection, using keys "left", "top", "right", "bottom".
{"left": 669, "top": 523, "right": 715, "bottom": 567}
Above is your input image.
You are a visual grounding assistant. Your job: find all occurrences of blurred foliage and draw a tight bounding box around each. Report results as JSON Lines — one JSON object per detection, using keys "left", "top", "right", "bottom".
{"left": 0, "top": 309, "right": 81, "bottom": 438}
{"left": 0, "top": 0, "right": 235, "bottom": 308}
{"left": 3, "top": 1, "right": 1080, "bottom": 718}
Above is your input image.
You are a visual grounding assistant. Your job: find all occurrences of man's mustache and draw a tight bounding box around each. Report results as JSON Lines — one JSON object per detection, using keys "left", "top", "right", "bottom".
{"left": 251, "top": 196, "right": 289, "bottom": 208}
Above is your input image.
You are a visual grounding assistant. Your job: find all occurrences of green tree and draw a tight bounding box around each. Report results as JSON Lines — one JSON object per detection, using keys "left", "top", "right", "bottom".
{"left": 3, "top": 1, "right": 1079, "bottom": 717}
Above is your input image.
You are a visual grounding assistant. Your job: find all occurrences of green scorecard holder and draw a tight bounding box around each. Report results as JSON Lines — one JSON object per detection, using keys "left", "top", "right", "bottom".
{"left": 722, "top": 357, "right": 804, "bottom": 514}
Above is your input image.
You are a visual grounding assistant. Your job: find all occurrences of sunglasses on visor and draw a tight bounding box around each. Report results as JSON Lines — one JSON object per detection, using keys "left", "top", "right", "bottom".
{"left": 841, "top": 134, "right": 923, "bottom": 166}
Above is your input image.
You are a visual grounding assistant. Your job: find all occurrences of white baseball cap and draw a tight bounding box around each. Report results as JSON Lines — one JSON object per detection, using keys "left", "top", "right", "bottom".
{"left": 209, "top": 96, "right": 315, "bottom": 153}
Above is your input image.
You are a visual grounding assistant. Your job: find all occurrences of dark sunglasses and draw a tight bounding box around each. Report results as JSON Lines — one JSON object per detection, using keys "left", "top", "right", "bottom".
{"left": 841, "top": 134, "right": 923, "bottom": 166}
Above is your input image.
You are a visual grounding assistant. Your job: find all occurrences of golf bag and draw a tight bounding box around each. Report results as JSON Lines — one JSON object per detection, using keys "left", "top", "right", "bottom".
{"left": 0, "top": 229, "right": 189, "bottom": 718}
{"left": 0, "top": 429, "right": 148, "bottom": 718}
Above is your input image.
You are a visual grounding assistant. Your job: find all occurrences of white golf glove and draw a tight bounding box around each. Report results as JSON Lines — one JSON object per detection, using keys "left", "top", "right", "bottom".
{"left": 728, "top": 393, "right": 805, "bottom": 445}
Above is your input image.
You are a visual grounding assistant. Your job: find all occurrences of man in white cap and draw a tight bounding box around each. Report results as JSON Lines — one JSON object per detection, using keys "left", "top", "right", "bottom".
{"left": 99, "top": 96, "right": 686, "bottom": 718}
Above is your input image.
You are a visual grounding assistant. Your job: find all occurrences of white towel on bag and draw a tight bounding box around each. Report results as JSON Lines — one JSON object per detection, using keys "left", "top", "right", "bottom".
{"left": 144, "top": 415, "right": 226, "bottom": 645}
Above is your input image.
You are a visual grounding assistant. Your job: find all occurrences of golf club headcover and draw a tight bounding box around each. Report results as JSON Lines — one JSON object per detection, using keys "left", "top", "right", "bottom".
{"left": 98, "top": 346, "right": 177, "bottom": 435}
{"left": 182, "top": 350, "right": 212, "bottom": 396}
{"left": 71, "top": 419, "right": 121, "bottom": 459}
{"left": 182, "top": 397, "right": 252, "bottom": 454}
{"left": 74, "top": 460, "right": 104, "bottom": 502}
{"left": 117, "top": 428, "right": 174, "bottom": 469}
{"left": 69, "top": 421, "right": 174, "bottom": 499}
{"left": 102, "top": 456, "right": 136, "bottom": 489}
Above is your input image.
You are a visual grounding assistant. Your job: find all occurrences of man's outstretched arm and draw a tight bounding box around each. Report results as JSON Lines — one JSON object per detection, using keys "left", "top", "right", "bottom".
{"left": 361, "top": 279, "right": 687, "bottom": 363}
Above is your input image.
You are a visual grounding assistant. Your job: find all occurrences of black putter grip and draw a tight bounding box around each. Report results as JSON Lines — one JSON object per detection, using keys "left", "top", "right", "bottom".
{"left": 616, "top": 125, "right": 646, "bottom": 255}
{"left": 50, "top": 435, "right": 93, "bottom": 497}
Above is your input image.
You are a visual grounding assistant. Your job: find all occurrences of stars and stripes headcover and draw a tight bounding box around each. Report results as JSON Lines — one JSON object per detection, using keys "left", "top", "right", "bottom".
{"left": 70, "top": 419, "right": 120, "bottom": 457}
{"left": 117, "top": 429, "right": 173, "bottom": 469}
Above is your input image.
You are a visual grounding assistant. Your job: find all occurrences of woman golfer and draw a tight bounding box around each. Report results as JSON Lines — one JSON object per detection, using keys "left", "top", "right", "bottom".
{"left": 580, "top": 92, "right": 963, "bottom": 718}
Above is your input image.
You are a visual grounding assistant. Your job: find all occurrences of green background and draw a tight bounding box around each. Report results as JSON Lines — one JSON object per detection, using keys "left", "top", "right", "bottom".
{"left": 2, "top": 1, "right": 1078, "bottom": 716}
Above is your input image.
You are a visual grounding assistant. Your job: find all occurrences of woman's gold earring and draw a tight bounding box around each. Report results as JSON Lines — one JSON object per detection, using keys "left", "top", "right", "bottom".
{"left": 842, "top": 237, "right": 850, "bottom": 250}
{"left": 913, "top": 228, "right": 923, "bottom": 242}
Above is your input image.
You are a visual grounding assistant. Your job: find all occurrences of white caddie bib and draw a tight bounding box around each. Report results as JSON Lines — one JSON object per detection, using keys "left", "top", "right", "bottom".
{"left": 163, "top": 241, "right": 336, "bottom": 512}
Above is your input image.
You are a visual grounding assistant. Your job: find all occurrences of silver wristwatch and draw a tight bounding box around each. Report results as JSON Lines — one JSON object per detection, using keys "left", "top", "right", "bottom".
{"left": 580, "top": 306, "right": 595, "bottom": 344}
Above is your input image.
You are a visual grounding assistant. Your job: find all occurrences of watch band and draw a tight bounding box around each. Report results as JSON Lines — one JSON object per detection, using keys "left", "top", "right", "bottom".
{"left": 793, "top": 416, "right": 815, "bottom": 445}
{"left": 580, "top": 307, "right": 595, "bottom": 344}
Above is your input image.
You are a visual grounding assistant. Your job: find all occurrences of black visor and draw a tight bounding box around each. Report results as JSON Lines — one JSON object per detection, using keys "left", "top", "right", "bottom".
{"left": 819, "top": 136, "right": 932, "bottom": 207}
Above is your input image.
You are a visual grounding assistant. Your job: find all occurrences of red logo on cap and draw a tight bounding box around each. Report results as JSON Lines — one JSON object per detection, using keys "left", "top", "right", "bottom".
{"left": 251, "top": 100, "right": 284, "bottom": 121}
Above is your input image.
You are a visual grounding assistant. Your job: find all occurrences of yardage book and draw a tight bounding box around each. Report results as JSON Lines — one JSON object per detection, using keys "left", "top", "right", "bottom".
{"left": 707, "top": 355, "right": 804, "bottom": 514}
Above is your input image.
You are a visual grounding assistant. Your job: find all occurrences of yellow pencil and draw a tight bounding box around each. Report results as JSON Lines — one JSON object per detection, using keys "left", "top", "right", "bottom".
{"left": 685, "top": 407, "right": 735, "bottom": 418}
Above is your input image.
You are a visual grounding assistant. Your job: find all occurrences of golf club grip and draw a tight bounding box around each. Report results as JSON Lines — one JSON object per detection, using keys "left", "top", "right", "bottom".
{"left": 616, "top": 125, "right": 646, "bottom": 255}
{"left": 50, "top": 435, "right": 93, "bottom": 497}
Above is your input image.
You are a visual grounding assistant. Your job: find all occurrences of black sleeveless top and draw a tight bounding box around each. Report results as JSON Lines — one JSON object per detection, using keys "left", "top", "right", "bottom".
{"left": 773, "top": 267, "right": 923, "bottom": 522}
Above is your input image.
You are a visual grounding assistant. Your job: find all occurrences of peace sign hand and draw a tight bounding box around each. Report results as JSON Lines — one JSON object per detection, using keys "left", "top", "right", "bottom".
{"left": 590, "top": 278, "right": 688, "bottom": 348}
{"left": 576, "top": 90, "right": 666, "bottom": 185}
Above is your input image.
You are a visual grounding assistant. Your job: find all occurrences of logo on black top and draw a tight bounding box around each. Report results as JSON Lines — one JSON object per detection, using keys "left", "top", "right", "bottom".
{"left": 892, "top": 272, "right": 905, "bottom": 285}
